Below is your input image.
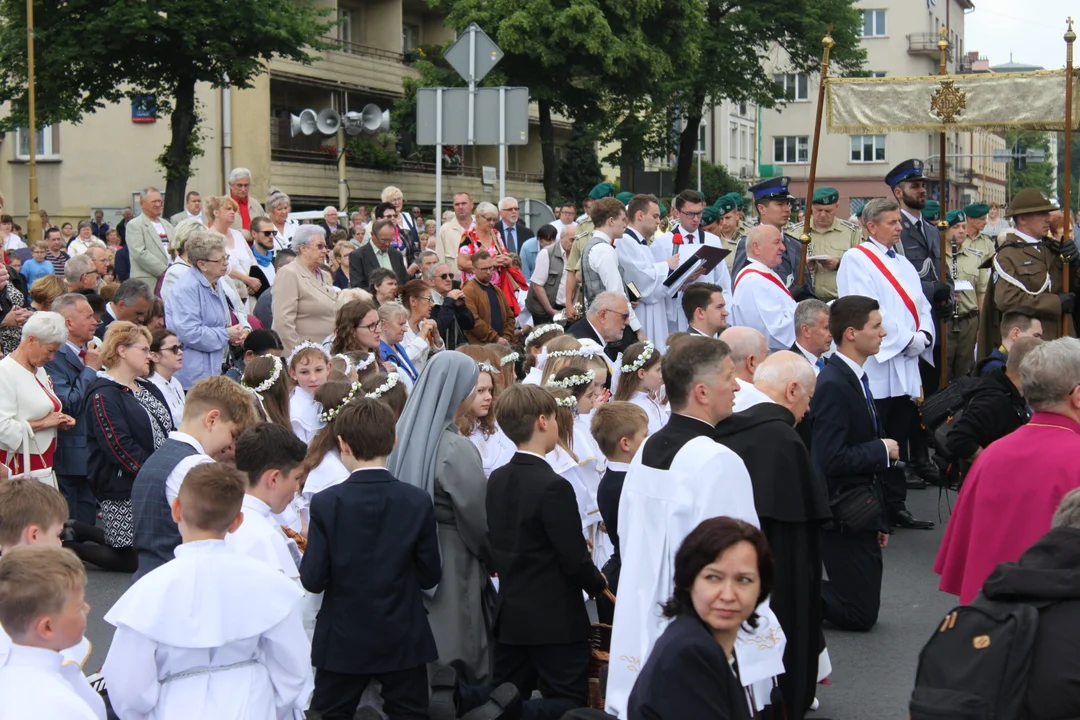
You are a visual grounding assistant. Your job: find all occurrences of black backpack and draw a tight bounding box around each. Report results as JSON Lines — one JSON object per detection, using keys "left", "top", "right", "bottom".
{"left": 909, "top": 594, "right": 1046, "bottom": 719}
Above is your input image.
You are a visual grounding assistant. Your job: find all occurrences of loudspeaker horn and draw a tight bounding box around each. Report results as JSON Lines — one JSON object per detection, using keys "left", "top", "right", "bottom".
{"left": 315, "top": 108, "right": 341, "bottom": 136}
{"left": 360, "top": 103, "right": 390, "bottom": 134}
{"left": 290, "top": 109, "right": 318, "bottom": 137}
{"left": 343, "top": 111, "right": 364, "bottom": 136}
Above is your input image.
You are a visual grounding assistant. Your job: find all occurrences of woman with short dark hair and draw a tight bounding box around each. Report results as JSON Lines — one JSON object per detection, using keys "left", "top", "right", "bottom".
{"left": 627, "top": 517, "right": 774, "bottom": 719}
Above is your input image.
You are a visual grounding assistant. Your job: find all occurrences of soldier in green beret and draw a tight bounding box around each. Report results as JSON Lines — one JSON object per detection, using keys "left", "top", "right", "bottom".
{"left": 806, "top": 186, "right": 861, "bottom": 301}
{"left": 944, "top": 209, "right": 987, "bottom": 379}
{"left": 922, "top": 199, "right": 940, "bottom": 223}
{"left": 963, "top": 202, "right": 996, "bottom": 258}
{"left": 616, "top": 191, "right": 635, "bottom": 206}
{"left": 709, "top": 196, "right": 742, "bottom": 271}
{"left": 700, "top": 205, "right": 721, "bottom": 235}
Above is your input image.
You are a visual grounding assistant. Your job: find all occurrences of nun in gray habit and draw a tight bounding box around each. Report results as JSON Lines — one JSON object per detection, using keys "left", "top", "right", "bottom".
{"left": 387, "top": 351, "right": 494, "bottom": 683}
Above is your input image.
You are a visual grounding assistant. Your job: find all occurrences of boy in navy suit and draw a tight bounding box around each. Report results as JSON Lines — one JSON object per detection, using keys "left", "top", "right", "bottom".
{"left": 487, "top": 385, "right": 608, "bottom": 720}
{"left": 301, "top": 398, "right": 441, "bottom": 720}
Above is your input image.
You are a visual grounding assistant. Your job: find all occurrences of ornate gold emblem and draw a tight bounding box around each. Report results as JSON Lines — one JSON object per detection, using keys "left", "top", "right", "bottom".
{"left": 931, "top": 79, "right": 967, "bottom": 124}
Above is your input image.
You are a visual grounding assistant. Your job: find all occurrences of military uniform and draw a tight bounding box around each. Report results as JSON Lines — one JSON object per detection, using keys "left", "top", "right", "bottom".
{"left": 707, "top": 196, "right": 744, "bottom": 272}
{"left": 564, "top": 182, "right": 613, "bottom": 304}
{"left": 943, "top": 211, "right": 988, "bottom": 379}
{"left": 805, "top": 187, "right": 862, "bottom": 302}
{"left": 731, "top": 177, "right": 812, "bottom": 292}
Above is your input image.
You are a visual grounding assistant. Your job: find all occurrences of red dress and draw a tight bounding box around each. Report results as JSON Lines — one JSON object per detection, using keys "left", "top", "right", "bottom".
{"left": 9, "top": 377, "right": 60, "bottom": 474}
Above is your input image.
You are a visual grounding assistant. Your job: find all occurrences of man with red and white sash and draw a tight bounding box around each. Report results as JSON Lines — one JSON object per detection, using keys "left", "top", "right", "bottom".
{"left": 731, "top": 224, "right": 797, "bottom": 352}
{"left": 837, "top": 197, "right": 936, "bottom": 530}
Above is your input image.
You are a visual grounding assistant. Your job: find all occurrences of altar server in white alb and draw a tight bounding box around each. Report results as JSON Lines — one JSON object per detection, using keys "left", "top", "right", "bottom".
{"left": 102, "top": 463, "right": 313, "bottom": 720}
{"left": 731, "top": 224, "right": 798, "bottom": 352}
{"left": 578, "top": 197, "right": 644, "bottom": 340}
{"left": 226, "top": 424, "right": 310, "bottom": 586}
{"left": 616, "top": 194, "right": 681, "bottom": 353}
{"left": 606, "top": 337, "right": 786, "bottom": 718}
{"left": 0, "top": 546, "right": 105, "bottom": 720}
{"left": 651, "top": 189, "right": 732, "bottom": 337}
{"left": 837, "top": 197, "right": 936, "bottom": 531}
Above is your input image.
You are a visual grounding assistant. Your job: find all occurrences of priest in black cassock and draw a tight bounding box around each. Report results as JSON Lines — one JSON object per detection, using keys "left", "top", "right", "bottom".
{"left": 714, "top": 351, "right": 832, "bottom": 718}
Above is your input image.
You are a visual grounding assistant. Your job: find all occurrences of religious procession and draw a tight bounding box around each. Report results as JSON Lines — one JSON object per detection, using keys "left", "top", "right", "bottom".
{"left": 0, "top": 0, "right": 1078, "bottom": 719}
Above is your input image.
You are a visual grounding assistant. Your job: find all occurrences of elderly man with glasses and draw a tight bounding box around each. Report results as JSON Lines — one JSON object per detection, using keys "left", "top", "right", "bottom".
{"left": 424, "top": 261, "right": 475, "bottom": 350}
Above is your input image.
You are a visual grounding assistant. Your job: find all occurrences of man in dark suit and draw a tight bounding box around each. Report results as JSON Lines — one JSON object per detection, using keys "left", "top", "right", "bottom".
{"left": 810, "top": 295, "right": 899, "bottom": 632}
{"left": 318, "top": 205, "right": 344, "bottom": 239}
{"left": 350, "top": 219, "right": 408, "bottom": 291}
{"left": 497, "top": 197, "right": 535, "bottom": 255}
{"left": 566, "top": 290, "right": 631, "bottom": 363}
{"left": 45, "top": 293, "right": 103, "bottom": 524}
{"left": 95, "top": 278, "right": 152, "bottom": 339}
{"left": 301, "top": 399, "right": 441, "bottom": 720}
{"left": 487, "top": 385, "right": 607, "bottom": 720}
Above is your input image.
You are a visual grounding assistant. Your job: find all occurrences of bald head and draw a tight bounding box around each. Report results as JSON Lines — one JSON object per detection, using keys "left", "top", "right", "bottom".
{"left": 747, "top": 224, "right": 785, "bottom": 270}
{"left": 719, "top": 326, "right": 768, "bottom": 383}
{"left": 753, "top": 351, "right": 817, "bottom": 423}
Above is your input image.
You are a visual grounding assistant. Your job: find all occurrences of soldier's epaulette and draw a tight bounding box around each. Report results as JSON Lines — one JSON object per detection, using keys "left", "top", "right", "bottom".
{"left": 838, "top": 218, "right": 861, "bottom": 233}
{"left": 784, "top": 222, "right": 803, "bottom": 235}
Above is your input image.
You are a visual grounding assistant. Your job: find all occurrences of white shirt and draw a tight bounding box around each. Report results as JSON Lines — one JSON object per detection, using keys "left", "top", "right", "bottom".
{"left": 66, "top": 341, "right": 86, "bottom": 364}
{"left": 185, "top": 211, "right": 205, "bottom": 224}
{"left": 164, "top": 431, "right": 214, "bottom": 505}
{"left": 628, "top": 391, "right": 668, "bottom": 436}
{"left": 794, "top": 342, "right": 823, "bottom": 376}
{"left": 160, "top": 259, "right": 192, "bottom": 302}
{"left": 272, "top": 219, "right": 298, "bottom": 252}
{"left": 225, "top": 495, "right": 302, "bottom": 587}
{"left": 226, "top": 228, "right": 256, "bottom": 278}
{"left": 730, "top": 259, "right": 797, "bottom": 352}
{"left": 148, "top": 372, "right": 185, "bottom": 429}
{"left": 1012, "top": 228, "right": 1041, "bottom": 245}
{"left": 150, "top": 220, "right": 169, "bottom": 254}
{"left": 530, "top": 243, "right": 567, "bottom": 306}
{"left": 289, "top": 386, "right": 322, "bottom": 444}
{"left": 733, "top": 377, "right": 772, "bottom": 413}
{"left": 2, "top": 234, "right": 26, "bottom": 251}
{"left": 0, "top": 644, "right": 105, "bottom": 720}
{"left": 586, "top": 231, "right": 641, "bottom": 332}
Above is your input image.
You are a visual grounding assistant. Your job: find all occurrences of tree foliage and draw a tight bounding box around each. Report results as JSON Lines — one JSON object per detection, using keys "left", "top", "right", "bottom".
{"left": 0, "top": 0, "right": 335, "bottom": 213}
{"left": 1007, "top": 130, "right": 1055, "bottom": 199}
{"left": 669, "top": 160, "right": 745, "bottom": 204}
{"left": 556, "top": 125, "right": 604, "bottom": 206}
{"left": 1055, "top": 131, "right": 1079, "bottom": 213}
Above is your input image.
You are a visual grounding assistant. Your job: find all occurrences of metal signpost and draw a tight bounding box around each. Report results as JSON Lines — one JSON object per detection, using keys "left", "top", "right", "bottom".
{"left": 417, "top": 24, "right": 529, "bottom": 228}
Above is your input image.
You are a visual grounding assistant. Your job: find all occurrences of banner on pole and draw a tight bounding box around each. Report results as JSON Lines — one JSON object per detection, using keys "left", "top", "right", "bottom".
{"left": 825, "top": 70, "right": 1080, "bottom": 134}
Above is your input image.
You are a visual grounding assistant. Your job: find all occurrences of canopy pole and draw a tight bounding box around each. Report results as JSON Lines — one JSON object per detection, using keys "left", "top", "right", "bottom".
{"left": 797, "top": 28, "right": 834, "bottom": 286}
{"left": 936, "top": 27, "right": 950, "bottom": 386}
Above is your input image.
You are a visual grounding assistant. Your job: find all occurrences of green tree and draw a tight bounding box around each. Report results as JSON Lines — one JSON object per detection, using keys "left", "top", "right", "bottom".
{"left": 1055, "top": 131, "right": 1079, "bottom": 214}
{"left": 1006, "top": 130, "right": 1055, "bottom": 199}
{"left": 667, "top": 160, "right": 744, "bottom": 203}
{"left": 0, "top": 0, "right": 335, "bottom": 214}
{"left": 670, "top": 0, "right": 865, "bottom": 192}
{"left": 556, "top": 125, "right": 604, "bottom": 207}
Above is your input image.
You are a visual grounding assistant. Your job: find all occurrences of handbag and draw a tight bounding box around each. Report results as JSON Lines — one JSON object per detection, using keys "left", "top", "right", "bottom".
{"left": 830, "top": 482, "right": 882, "bottom": 534}
{"left": 6, "top": 425, "right": 57, "bottom": 489}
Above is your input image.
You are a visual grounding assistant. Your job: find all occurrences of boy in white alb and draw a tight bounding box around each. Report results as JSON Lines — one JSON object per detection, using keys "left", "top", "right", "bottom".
{"left": 102, "top": 462, "right": 313, "bottom": 720}
{"left": 0, "top": 545, "right": 105, "bottom": 720}
{"left": 226, "top": 423, "right": 309, "bottom": 585}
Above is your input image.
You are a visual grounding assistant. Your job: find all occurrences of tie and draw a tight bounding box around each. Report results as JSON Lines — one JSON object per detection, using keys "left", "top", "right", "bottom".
{"left": 815, "top": 356, "right": 826, "bottom": 370}
{"left": 507, "top": 226, "right": 515, "bottom": 253}
{"left": 78, "top": 348, "right": 87, "bottom": 361}
{"left": 685, "top": 231, "right": 695, "bottom": 244}
{"left": 886, "top": 249, "right": 897, "bottom": 259}
{"left": 860, "top": 373, "right": 880, "bottom": 433}
{"left": 913, "top": 220, "right": 926, "bottom": 244}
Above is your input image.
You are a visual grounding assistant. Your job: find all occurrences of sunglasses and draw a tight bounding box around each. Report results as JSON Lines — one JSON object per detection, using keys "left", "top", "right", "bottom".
{"left": 258, "top": 230, "right": 276, "bottom": 237}
{"left": 159, "top": 344, "right": 184, "bottom": 354}
{"left": 437, "top": 273, "right": 453, "bottom": 280}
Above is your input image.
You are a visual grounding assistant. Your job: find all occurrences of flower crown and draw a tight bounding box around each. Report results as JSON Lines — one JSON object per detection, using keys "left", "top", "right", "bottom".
{"left": 241, "top": 355, "right": 282, "bottom": 394}
{"left": 526, "top": 323, "right": 564, "bottom": 346}
{"left": 621, "top": 341, "right": 656, "bottom": 374}
{"left": 355, "top": 352, "right": 377, "bottom": 372}
{"left": 477, "top": 360, "right": 501, "bottom": 375}
{"left": 287, "top": 340, "right": 330, "bottom": 366}
{"left": 577, "top": 344, "right": 606, "bottom": 360}
{"left": 333, "top": 353, "right": 353, "bottom": 376}
{"left": 366, "top": 373, "right": 400, "bottom": 399}
{"left": 318, "top": 381, "right": 363, "bottom": 423}
{"left": 547, "top": 369, "right": 595, "bottom": 390}
{"left": 553, "top": 395, "right": 576, "bottom": 408}
{"left": 499, "top": 351, "right": 520, "bottom": 366}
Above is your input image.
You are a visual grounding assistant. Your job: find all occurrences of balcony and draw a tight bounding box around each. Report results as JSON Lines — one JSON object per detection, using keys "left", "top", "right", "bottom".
{"left": 907, "top": 34, "right": 953, "bottom": 62}
{"left": 268, "top": 37, "right": 418, "bottom": 96}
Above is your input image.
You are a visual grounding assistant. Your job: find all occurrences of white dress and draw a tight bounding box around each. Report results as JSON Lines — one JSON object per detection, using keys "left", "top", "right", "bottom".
{"left": 288, "top": 386, "right": 322, "bottom": 444}
{"left": 0, "top": 645, "right": 105, "bottom": 720}
{"left": 628, "top": 391, "right": 668, "bottom": 436}
{"left": 149, "top": 372, "right": 185, "bottom": 429}
{"left": 468, "top": 426, "right": 516, "bottom": 478}
{"left": 102, "top": 539, "right": 313, "bottom": 720}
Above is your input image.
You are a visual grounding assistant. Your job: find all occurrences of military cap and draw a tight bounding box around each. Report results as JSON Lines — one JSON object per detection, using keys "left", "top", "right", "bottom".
{"left": 963, "top": 202, "right": 990, "bottom": 219}
{"left": 723, "top": 192, "right": 746, "bottom": 210}
{"left": 588, "top": 182, "right": 616, "bottom": 200}
{"left": 812, "top": 186, "right": 840, "bottom": 205}
{"left": 945, "top": 209, "right": 966, "bottom": 227}
{"left": 748, "top": 176, "right": 793, "bottom": 202}
{"left": 922, "top": 200, "right": 940, "bottom": 222}
{"left": 885, "top": 159, "right": 929, "bottom": 189}
{"left": 1006, "top": 188, "right": 1056, "bottom": 217}
{"left": 658, "top": 203, "right": 668, "bottom": 216}
{"left": 701, "top": 206, "right": 720, "bottom": 226}
{"left": 615, "top": 191, "right": 635, "bottom": 206}
{"left": 714, "top": 196, "right": 738, "bottom": 217}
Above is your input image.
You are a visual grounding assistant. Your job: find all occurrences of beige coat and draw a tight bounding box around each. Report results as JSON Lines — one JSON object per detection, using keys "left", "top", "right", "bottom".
{"left": 271, "top": 260, "right": 337, "bottom": 356}
{"left": 436, "top": 217, "right": 471, "bottom": 277}
{"left": 124, "top": 214, "right": 174, "bottom": 289}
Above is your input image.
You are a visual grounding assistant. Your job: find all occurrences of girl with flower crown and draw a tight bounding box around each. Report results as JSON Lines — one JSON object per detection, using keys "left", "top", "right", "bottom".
{"left": 520, "top": 323, "right": 564, "bottom": 385}
{"left": 299, "top": 380, "right": 362, "bottom": 505}
{"left": 242, "top": 355, "right": 291, "bottom": 431}
{"left": 537, "top": 335, "right": 584, "bottom": 387}
{"left": 614, "top": 341, "right": 668, "bottom": 435}
{"left": 456, "top": 347, "right": 516, "bottom": 477}
{"left": 544, "top": 385, "right": 602, "bottom": 546}
{"left": 287, "top": 342, "right": 331, "bottom": 443}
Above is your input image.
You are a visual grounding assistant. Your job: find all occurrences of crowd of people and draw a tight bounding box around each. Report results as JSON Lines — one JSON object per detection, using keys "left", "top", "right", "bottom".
{"left": 0, "top": 157, "right": 1078, "bottom": 720}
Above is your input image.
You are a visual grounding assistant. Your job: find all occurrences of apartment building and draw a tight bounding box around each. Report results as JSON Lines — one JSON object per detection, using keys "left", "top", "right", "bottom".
{"left": 758, "top": 0, "right": 1006, "bottom": 217}
{"left": 2, "top": 0, "right": 556, "bottom": 228}
{"left": 703, "top": 99, "right": 758, "bottom": 184}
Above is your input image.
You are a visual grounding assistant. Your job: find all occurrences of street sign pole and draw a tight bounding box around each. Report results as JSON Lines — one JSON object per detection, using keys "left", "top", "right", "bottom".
{"left": 468, "top": 25, "right": 476, "bottom": 147}
{"left": 436, "top": 87, "right": 443, "bottom": 232}
{"left": 499, "top": 87, "right": 506, "bottom": 201}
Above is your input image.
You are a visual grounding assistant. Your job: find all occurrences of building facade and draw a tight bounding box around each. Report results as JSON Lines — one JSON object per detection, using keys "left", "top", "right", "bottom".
{"left": 757, "top": 0, "right": 1006, "bottom": 217}
{"left": 2, "top": 0, "right": 558, "bottom": 230}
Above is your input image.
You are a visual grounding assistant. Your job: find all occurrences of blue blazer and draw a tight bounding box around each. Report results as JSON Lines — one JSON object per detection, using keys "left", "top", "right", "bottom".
{"left": 379, "top": 340, "right": 418, "bottom": 383}
{"left": 300, "top": 468, "right": 441, "bottom": 674}
{"left": 44, "top": 345, "right": 100, "bottom": 476}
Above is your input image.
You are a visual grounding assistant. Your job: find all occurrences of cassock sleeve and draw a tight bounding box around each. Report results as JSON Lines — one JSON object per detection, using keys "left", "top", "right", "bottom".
{"left": 617, "top": 240, "right": 670, "bottom": 302}
{"left": 101, "top": 626, "right": 162, "bottom": 719}
{"left": 542, "top": 478, "right": 606, "bottom": 596}
{"left": 299, "top": 495, "right": 331, "bottom": 594}
{"left": 838, "top": 251, "right": 912, "bottom": 363}
{"left": 258, "top": 603, "right": 315, "bottom": 720}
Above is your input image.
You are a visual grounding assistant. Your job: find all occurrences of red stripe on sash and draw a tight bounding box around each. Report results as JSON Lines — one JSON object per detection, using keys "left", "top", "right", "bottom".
{"left": 854, "top": 245, "right": 920, "bottom": 330}
{"left": 733, "top": 268, "right": 793, "bottom": 299}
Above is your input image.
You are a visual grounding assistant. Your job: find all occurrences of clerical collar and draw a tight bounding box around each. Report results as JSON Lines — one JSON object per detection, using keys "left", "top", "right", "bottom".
{"left": 624, "top": 228, "right": 643, "bottom": 244}
{"left": 746, "top": 258, "right": 782, "bottom": 277}
{"left": 607, "top": 461, "right": 631, "bottom": 472}
{"left": 833, "top": 350, "right": 866, "bottom": 375}
{"left": 516, "top": 450, "right": 549, "bottom": 463}
{"left": 1012, "top": 229, "right": 1041, "bottom": 245}
{"left": 687, "top": 324, "right": 714, "bottom": 338}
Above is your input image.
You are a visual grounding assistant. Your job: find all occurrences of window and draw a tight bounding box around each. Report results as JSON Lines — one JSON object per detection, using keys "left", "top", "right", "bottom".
{"left": 738, "top": 101, "right": 748, "bottom": 117}
{"left": 773, "top": 73, "right": 808, "bottom": 102}
{"left": 337, "top": 9, "right": 351, "bottom": 44}
{"left": 774, "top": 136, "right": 809, "bottom": 164}
{"left": 740, "top": 127, "right": 748, "bottom": 161}
{"left": 729, "top": 123, "right": 738, "bottom": 160}
{"left": 402, "top": 23, "right": 419, "bottom": 51}
{"left": 871, "top": 71, "right": 887, "bottom": 78}
{"left": 860, "top": 9, "right": 886, "bottom": 37}
{"left": 850, "top": 135, "right": 886, "bottom": 163}
{"left": 15, "top": 126, "right": 59, "bottom": 160}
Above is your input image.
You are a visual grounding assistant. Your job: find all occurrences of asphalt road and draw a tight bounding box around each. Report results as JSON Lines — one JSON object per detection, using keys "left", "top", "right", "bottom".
{"left": 80, "top": 486, "right": 959, "bottom": 719}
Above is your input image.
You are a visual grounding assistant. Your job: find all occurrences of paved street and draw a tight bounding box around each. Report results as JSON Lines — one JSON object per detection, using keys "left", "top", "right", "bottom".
{"left": 80, "top": 486, "right": 958, "bottom": 718}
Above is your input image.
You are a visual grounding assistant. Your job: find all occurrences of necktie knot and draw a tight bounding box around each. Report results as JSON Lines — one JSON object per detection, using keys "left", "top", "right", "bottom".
{"left": 815, "top": 356, "right": 826, "bottom": 370}
{"left": 685, "top": 232, "right": 694, "bottom": 244}
{"left": 78, "top": 348, "right": 87, "bottom": 361}
{"left": 886, "top": 249, "right": 897, "bottom": 259}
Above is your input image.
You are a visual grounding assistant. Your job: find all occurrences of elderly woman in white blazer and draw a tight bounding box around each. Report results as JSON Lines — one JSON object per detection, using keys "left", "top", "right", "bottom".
{"left": 272, "top": 225, "right": 337, "bottom": 356}
{"left": 0, "top": 312, "right": 75, "bottom": 487}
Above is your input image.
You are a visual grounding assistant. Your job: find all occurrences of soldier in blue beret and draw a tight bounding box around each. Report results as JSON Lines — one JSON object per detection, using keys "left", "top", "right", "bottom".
{"left": 731, "top": 177, "right": 813, "bottom": 296}
{"left": 806, "top": 186, "right": 861, "bottom": 301}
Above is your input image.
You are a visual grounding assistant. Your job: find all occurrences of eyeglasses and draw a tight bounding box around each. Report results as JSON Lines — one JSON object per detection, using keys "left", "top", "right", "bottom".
{"left": 310, "top": 243, "right": 327, "bottom": 250}
{"left": 360, "top": 320, "right": 382, "bottom": 332}
{"left": 200, "top": 257, "right": 227, "bottom": 266}
{"left": 474, "top": 265, "right": 495, "bottom": 273}
{"left": 437, "top": 273, "right": 454, "bottom": 280}
{"left": 125, "top": 344, "right": 151, "bottom": 353}
{"left": 680, "top": 210, "right": 703, "bottom": 219}
{"left": 160, "top": 344, "right": 184, "bottom": 354}
{"left": 418, "top": 296, "right": 434, "bottom": 303}
{"left": 605, "top": 309, "right": 630, "bottom": 321}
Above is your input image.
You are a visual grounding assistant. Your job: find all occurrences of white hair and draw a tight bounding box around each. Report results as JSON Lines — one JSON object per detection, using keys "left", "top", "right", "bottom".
{"left": 292, "top": 224, "right": 326, "bottom": 253}
{"left": 139, "top": 187, "right": 161, "bottom": 201}
{"left": 377, "top": 301, "right": 408, "bottom": 324}
{"left": 323, "top": 206, "right": 338, "bottom": 215}
{"left": 753, "top": 350, "right": 816, "bottom": 389}
{"left": 63, "top": 253, "right": 95, "bottom": 285}
{"left": 862, "top": 198, "right": 901, "bottom": 226}
{"left": 719, "top": 326, "right": 768, "bottom": 365}
{"left": 228, "top": 167, "right": 252, "bottom": 185}
{"left": 1021, "top": 337, "right": 1080, "bottom": 412}
{"left": 336, "top": 288, "right": 373, "bottom": 308}
{"left": 586, "top": 291, "right": 627, "bottom": 317}
{"left": 21, "top": 311, "right": 68, "bottom": 345}
{"left": 265, "top": 190, "right": 291, "bottom": 212}
{"left": 475, "top": 201, "right": 498, "bottom": 219}
{"left": 381, "top": 186, "right": 403, "bottom": 202}
{"left": 498, "top": 197, "right": 518, "bottom": 211}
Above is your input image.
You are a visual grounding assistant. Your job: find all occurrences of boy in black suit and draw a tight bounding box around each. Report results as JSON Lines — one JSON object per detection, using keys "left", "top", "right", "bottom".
{"left": 487, "top": 385, "right": 608, "bottom": 720}
{"left": 301, "top": 399, "right": 441, "bottom": 720}
{"left": 592, "top": 401, "right": 649, "bottom": 600}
